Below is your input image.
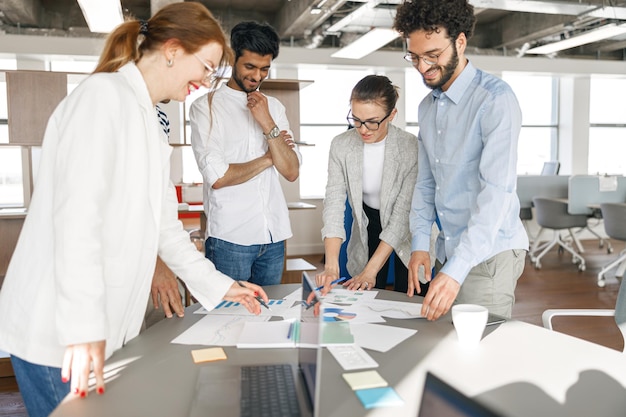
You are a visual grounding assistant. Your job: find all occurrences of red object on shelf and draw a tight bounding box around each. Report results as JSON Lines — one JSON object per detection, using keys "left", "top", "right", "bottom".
{"left": 175, "top": 184, "right": 202, "bottom": 219}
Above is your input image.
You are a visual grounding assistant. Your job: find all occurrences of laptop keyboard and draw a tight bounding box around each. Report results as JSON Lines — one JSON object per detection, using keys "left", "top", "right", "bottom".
{"left": 240, "top": 364, "right": 301, "bottom": 417}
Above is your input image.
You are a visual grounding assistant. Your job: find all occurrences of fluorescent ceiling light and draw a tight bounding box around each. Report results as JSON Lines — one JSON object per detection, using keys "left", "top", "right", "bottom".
{"left": 526, "top": 23, "right": 626, "bottom": 55}
{"left": 77, "top": 0, "right": 124, "bottom": 33}
{"left": 331, "top": 28, "right": 400, "bottom": 59}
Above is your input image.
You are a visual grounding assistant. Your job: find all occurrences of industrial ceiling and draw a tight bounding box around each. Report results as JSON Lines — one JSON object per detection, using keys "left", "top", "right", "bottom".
{"left": 1, "top": 0, "right": 626, "bottom": 60}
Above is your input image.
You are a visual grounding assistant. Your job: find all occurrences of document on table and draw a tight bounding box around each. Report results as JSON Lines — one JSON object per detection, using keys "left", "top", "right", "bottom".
{"left": 348, "top": 299, "right": 424, "bottom": 319}
{"left": 193, "top": 299, "right": 293, "bottom": 317}
{"left": 350, "top": 323, "right": 417, "bottom": 353}
{"left": 236, "top": 320, "right": 297, "bottom": 348}
{"left": 321, "top": 288, "right": 379, "bottom": 305}
{"left": 171, "top": 315, "right": 269, "bottom": 346}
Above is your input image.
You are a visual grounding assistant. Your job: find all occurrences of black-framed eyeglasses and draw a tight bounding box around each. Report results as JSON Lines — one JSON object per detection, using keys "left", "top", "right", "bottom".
{"left": 346, "top": 110, "right": 392, "bottom": 131}
{"left": 403, "top": 42, "right": 452, "bottom": 66}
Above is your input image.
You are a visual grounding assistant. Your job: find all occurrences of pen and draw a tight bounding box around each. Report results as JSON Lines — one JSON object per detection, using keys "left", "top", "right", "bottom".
{"left": 287, "top": 321, "right": 295, "bottom": 339}
{"left": 315, "top": 276, "right": 349, "bottom": 291}
{"left": 236, "top": 280, "right": 272, "bottom": 311}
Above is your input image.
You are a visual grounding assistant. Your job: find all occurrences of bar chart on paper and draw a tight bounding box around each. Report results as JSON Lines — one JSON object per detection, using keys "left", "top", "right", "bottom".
{"left": 193, "top": 299, "right": 292, "bottom": 316}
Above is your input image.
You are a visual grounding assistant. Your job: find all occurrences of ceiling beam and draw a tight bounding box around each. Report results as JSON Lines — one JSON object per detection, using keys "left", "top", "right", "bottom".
{"left": 276, "top": 0, "right": 346, "bottom": 38}
{"left": 0, "top": 0, "right": 42, "bottom": 27}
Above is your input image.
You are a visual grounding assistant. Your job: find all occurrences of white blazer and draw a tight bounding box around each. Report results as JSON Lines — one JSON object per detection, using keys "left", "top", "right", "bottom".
{"left": 0, "top": 63, "right": 233, "bottom": 367}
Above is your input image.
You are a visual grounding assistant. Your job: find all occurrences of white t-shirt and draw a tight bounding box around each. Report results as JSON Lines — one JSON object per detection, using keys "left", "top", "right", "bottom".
{"left": 362, "top": 137, "right": 386, "bottom": 210}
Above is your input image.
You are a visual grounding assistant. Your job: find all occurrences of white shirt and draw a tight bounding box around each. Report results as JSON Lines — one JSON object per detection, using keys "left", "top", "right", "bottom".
{"left": 189, "top": 84, "right": 301, "bottom": 245}
{"left": 362, "top": 137, "right": 386, "bottom": 209}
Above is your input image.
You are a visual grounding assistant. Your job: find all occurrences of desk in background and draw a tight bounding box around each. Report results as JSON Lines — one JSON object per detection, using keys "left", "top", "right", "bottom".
{"left": 568, "top": 175, "right": 626, "bottom": 215}
{"left": 516, "top": 175, "right": 569, "bottom": 210}
{"left": 51, "top": 285, "right": 626, "bottom": 417}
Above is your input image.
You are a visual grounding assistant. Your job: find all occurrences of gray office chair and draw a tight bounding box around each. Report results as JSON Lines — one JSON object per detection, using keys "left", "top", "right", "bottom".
{"left": 519, "top": 207, "right": 535, "bottom": 243}
{"left": 542, "top": 273, "right": 626, "bottom": 353}
{"left": 530, "top": 197, "right": 588, "bottom": 271}
{"left": 596, "top": 203, "right": 626, "bottom": 287}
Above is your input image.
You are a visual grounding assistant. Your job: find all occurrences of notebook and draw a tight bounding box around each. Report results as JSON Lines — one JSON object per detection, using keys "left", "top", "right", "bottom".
{"left": 188, "top": 272, "right": 322, "bottom": 417}
{"left": 418, "top": 372, "right": 502, "bottom": 417}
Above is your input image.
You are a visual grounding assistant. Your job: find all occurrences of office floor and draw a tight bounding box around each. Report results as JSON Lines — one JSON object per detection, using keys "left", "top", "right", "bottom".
{"left": 1, "top": 238, "right": 623, "bottom": 414}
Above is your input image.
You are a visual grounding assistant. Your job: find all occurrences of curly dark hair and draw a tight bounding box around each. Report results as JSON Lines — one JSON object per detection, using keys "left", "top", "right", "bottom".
{"left": 393, "top": 0, "right": 476, "bottom": 41}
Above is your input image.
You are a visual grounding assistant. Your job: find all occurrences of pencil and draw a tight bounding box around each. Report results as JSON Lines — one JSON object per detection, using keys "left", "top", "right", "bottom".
{"left": 315, "top": 276, "right": 349, "bottom": 291}
{"left": 236, "top": 280, "right": 272, "bottom": 311}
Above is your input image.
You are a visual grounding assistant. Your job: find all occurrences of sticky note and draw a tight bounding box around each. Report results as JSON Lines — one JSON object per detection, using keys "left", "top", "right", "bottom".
{"left": 355, "top": 387, "right": 404, "bottom": 409}
{"left": 191, "top": 347, "right": 227, "bottom": 364}
{"left": 342, "top": 370, "right": 388, "bottom": 391}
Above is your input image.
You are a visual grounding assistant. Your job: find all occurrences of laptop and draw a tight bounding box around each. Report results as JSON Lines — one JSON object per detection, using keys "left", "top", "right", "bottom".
{"left": 188, "top": 272, "right": 322, "bottom": 417}
{"left": 418, "top": 372, "right": 503, "bottom": 417}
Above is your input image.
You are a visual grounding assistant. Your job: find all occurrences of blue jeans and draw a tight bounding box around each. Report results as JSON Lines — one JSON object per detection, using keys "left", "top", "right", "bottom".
{"left": 205, "top": 237, "right": 284, "bottom": 286}
{"left": 11, "top": 355, "right": 70, "bottom": 417}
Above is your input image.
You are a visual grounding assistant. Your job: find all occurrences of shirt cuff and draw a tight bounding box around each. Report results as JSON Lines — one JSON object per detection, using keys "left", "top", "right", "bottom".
{"left": 439, "top": 255, "right": 473, "bottom": 286}
{"left": 411, "top": 233, "right": 431, "bottom": 253}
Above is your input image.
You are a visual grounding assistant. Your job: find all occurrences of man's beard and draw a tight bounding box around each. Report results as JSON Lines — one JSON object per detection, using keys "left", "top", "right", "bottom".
{"left": 422, "top": 45, "right": 459, "bottom": 90}
{"left": 232, "top": 66, "right": 258, "bottom": 93}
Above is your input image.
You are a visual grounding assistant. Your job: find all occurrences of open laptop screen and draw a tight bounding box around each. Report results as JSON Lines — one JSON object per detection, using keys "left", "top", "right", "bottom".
{"left": 418, "top": 372, "right": 502, "bottom": 417}
{"left": 299, "top": 272, "right": 322, "bottom": 411}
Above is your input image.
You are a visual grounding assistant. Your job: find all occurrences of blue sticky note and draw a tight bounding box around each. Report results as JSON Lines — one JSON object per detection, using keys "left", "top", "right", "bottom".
{"left": 355, "top": 387, "right": 404, "bottom": 409}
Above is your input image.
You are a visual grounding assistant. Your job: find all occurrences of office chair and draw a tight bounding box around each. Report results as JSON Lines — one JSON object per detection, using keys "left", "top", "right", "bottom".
{"left": 596, "top": 203, "right": 626, "bottom": 287}
{"left": 542, "top": 275, "right": 626, "bottom": 353}
{"left": 519, "top": 207, "right": 535, "bottom": 243}
{"left": 530, "top": 197, "right": 588, "bottom": 271}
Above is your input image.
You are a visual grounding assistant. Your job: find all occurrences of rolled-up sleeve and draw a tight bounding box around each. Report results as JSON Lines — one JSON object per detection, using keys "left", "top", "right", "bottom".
{"left": 189, "top": 96, "right": 229, "bottom": 186}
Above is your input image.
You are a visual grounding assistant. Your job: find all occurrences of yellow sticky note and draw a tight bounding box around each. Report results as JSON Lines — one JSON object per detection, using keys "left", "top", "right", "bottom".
{"left": 191, "top": 347, "right": 228, "bottom": 364}
{"left": 342, "top": 370, "right": 388, "bottom": 391}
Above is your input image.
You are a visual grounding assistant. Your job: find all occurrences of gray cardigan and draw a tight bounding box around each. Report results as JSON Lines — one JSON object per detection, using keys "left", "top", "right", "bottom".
{"left": 321, "top": 124, "right": 418, "bottom": 276}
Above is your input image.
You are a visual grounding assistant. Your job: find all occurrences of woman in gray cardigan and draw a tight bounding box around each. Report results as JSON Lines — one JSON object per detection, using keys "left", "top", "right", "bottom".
{"left": 316, "top": 75, "right": 428, "bottom": 294}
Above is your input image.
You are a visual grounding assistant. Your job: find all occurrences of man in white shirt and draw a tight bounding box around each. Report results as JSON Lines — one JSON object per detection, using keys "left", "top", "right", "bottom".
{"left": 190, "top": 21, "right": 301, "bottom": 286}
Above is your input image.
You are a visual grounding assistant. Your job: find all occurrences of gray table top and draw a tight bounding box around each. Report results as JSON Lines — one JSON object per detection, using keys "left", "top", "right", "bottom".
{"left": 50, "top": 284, "right": 626, "bottom": 417}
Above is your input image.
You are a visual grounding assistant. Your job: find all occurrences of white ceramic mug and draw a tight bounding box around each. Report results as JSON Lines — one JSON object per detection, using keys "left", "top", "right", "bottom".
{"left": 451, "top": 304, "right": 488, "bottom": 347}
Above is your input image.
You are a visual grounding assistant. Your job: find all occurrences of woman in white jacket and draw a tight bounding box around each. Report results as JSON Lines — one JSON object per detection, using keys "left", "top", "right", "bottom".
{"left": 0, "top": 4, "right": 268, "bottom": 416}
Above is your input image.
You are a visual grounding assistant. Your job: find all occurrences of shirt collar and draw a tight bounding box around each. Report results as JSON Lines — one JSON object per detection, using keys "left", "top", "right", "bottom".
{"left": 118, "top": 62, "right": 153, "bottom": 110}
{"left": 432, "top": 60, "right": 476, "bottom": 105}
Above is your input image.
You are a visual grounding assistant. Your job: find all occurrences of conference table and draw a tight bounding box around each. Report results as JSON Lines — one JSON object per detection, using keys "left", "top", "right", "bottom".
{"left": 50, "top": 284, "right": 626, "bottom": 417}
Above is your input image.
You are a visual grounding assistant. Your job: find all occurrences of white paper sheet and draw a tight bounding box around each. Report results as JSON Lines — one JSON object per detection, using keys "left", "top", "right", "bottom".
{"left": 321, "top": 288, "right": 379, "bottom": 305}
{"left": 171, "top": 315, "right": 268, "bottom": 346}
{"left": 193, "top": 299, "right": 293, "bottom": 317}
{"left": 350, "top": 299, "right": 424, "bottom": 319}
{"left": 350, "top": 323, "right": 417, "bottom": 352}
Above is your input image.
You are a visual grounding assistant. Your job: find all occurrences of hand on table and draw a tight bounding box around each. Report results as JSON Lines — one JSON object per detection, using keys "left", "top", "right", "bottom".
{"left": 420, "top": 272, "right": 460, "bottom": 321}
{"left": 224, "top": 281, "right": 269, "bottom": 315}
{"left": 315, "top": 268, "right": 340, "bottom": 295}
{"left": 61, "top": 341, "right": 106, "bottom": 398}
{"left": 407, "top": 250, "right": 431, "bottom": 297}
{"left": 343, "top": 271, "right": 376, "bottom": 292}
{"left": 151, "top": 257, "right": 184, "bottom": 318}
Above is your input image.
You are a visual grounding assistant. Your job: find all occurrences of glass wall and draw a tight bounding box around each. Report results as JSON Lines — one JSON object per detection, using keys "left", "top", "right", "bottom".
{"left": 298, "top": 67, "right": 372, "bottom": 198}
{"left": 589, "top": 77, "right": 626, "bottom": 175}
{"left": 503, "top": 73, "right": 558, "bottom": 175}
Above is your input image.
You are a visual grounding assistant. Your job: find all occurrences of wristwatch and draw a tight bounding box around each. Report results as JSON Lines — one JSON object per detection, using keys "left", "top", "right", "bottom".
{"left": 263, "top": 125, "right": 280, "bottom": 141}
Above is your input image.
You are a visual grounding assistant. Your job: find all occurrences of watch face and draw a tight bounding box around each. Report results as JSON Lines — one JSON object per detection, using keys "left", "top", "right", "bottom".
{"left": 270, "top": 126, "right": 280, "bottom": 138}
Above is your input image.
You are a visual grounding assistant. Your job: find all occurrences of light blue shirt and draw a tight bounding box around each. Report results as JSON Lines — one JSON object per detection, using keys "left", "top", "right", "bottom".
{"left": 410, "top": 61, "right": 529, "bottom": 284}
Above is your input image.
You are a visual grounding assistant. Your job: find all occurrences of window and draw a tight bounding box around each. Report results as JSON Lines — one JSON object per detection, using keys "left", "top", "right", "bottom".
{"left": 503, "top": 73, "right": 558, "bottom": 174}
{"left": 589, "top": 77, "right": 626, "bottom": 175}
{"left": 298, "top": 68, "right": 372, "bottom": 198}
{"left": 0, "top": 147, "right": 24, "bottom": 207}
{"left": 404, "top": 68, "right": 432, "bottom": 137}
